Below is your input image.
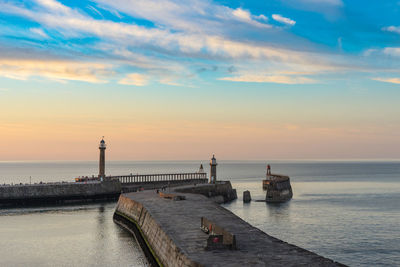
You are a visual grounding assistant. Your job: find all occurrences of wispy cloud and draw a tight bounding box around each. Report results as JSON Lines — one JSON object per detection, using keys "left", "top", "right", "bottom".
{"left": 373, "top": 77, "right": 400, "bottom": 84}
{"left": 293, "top": 0, "right": 343, "bottom": 6}
{"left": 0, "top": 1, "right": 340, "bottom": 64}
{"left": 0, "top": 59, "right": 111, "bottom": 83}
{"left": 29, "top": 27, "right": 49, "bottom": 38}
{"left": 220, "top": 74, "right": 315, "bottom": 84}
{"left": 119, "top": 73, "right": 148, "bottom": 86}
{"left": 272, "top": 14, "right": 296, "bottom": 26}
{"left": 0, "top": 0, "right": 366, "bottom": 85}
{"left": 383, "top": 47, "right": 400, "bottom": 57}
{"left": 232, "top": 8, "right": 271, "bottom": 28}
{"left": 383, "top": 26, "right": 400, "bottom": 34}
{"left": 93, "top": 0, "right": 272, "bottom": 33}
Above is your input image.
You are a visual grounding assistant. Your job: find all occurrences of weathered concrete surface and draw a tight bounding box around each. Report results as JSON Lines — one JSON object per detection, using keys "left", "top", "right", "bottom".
{"left": 115, "top": 190, "right": 345, "bottom": 267}
{"left": 0, "top": 180, "right": 121, "bottom": 205}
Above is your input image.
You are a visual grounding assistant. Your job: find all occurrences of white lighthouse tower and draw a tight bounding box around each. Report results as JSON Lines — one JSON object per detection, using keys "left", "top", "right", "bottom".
{"left": 99, "top": 137, "right": 106, "bottom": 181}
{"left": 209, "top": 155, "right": 217, "bottom": 184}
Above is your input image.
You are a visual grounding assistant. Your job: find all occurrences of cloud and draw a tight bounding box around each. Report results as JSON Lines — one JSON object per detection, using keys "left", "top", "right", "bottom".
{"left": 86, "top": 5, "right": 103, "bottom": 17}
{"left": 159, "top": 77, "right": 184, "bottom": 86}
{"left": 29, "top": 28, "right": 49, "bottom": 38}
{"left": 383, "top": 26, "right": 400, "bottom": 34}
{"left": 383, "top": 47, "right": 400, "bottom": 57}
{"left": 227, "top": 66, "right": 236, "bottom": 73}
{"left": 232, "top": 8, "right": 271, "bottom": 28}
{"left": 281, "top": 0, "right": 343, "bottom": 19}
{"left": 372, "top": 77, "right": 400, "bottom": 84}
{"left": 0, "top": 0, "right": 357, "bottom": 86}
{"left": 295, "top": 0, "right": 343, "bottom": 6}
{"left": 0, "top": 59, "right": 110, "bottom": 83}
{"left": 35, "top": 0, "right": 75, "bottom": 15}
{"left": 93, "top": 0, "right": 272, "bottom": 33}
{"left": 119, "top": 73, "right": 148, "bottom": 86}
{"left": 272, "top": 14, "right": 296, "bottom": 26}
{"left": 220, "top": 74, "right": 315, "bottom": 84}
{"left": 0, "top": 1, "right": 328, "bottom": 64}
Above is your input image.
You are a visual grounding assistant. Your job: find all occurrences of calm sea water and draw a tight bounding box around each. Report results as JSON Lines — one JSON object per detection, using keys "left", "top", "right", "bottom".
{"left": 0, "top": 161, "right": 399, "bottom": 266}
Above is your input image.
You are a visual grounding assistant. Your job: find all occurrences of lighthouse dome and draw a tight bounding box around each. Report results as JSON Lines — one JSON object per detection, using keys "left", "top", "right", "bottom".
{"left": 210, "top": 154, "right": 217, "bottom": 165}
{"left": 99, "top": 138, "right": 106, "bottom": 149}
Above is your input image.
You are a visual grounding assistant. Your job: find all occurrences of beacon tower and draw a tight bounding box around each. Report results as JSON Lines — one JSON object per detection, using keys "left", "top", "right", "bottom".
{"left": 99, "top": 138, "right": 106, "bottom": 181}
{"left": 209, "top": 155, "right": 217, "bottom": 184}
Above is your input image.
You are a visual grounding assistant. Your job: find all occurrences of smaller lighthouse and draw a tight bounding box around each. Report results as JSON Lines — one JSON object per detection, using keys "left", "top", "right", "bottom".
{"left": 99, "top": 137, "right": 106, "bottom": 181}
{"left": 209, "top": 155, "right": 217, "bottom": 184}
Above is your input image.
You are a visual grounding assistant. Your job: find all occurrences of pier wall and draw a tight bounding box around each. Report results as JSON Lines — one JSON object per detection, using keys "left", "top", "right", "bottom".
{"left": 114, "top": 188, "right": 345, "bottom": 267}
{"left": 174, "top": 181, "right": 237, "bottom": 203}
{"left": 114, "top": 195, "right": 197, "bottom": 267}
{"left": 121, "top": 178, "right": 207, "bottom": 193}
{"left": 0, "top": 180, "right": 121, "bottom": 205}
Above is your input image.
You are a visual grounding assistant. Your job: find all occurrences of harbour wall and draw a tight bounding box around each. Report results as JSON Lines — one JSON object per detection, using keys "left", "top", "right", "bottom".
{"left": 114, "top": 194, "right": 195, "bottom": 266}
{"left": 121, "top": 178, "right": 208, "bottom": 193}
{"left": 0, "top": 180, "right": 121, "bottom": 206}
{"left": 114, "top": 186, "right": 345, "bottom": 267}
{"left": 174, "top": 181, "right": 237, "bottom": 203}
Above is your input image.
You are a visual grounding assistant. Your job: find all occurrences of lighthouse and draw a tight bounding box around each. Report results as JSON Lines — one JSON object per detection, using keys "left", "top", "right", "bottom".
{"left": 209, "top": 155, "right": 217, "bottom": 184}
{"left": 99, "top": 138, "right": 106, "bottom": 181}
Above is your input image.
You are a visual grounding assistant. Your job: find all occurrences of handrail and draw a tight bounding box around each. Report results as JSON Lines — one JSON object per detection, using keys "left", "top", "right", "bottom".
{"left": 108, "top": 172, "right": 208, "bottom": 184}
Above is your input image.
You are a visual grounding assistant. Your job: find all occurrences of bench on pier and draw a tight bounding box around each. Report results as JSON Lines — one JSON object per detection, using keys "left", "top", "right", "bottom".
{"left": 201, "top": 217, "right": 236, "bottom": 250}
{"left": 158, "top": 191, "right": 186, "bottom": 201}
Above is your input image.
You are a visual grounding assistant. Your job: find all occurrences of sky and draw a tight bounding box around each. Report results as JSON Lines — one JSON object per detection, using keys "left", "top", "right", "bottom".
{"left": 0, "top": 0, "right": 400, "bottom": 160}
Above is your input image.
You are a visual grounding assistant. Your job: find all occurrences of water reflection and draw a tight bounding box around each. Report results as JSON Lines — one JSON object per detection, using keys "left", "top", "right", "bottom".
{"left": 0, "top": 203, "right": 148, "bottom": 267}
{"left": 265, "top": 201, "right": 291, "bottom": 220}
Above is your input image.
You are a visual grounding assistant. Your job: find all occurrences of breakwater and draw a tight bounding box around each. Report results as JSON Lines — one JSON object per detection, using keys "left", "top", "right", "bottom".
{"left": 0, "top": 180, "right": 121, "bottom": 206}
{"left": 174, "top": 181, "right": 237, "bottom": 203}
{"left": 114, "top": 183, "right": 345, "bottom": 267}
{"left": 121, "top": 178, "right": 208, "bottom": 193}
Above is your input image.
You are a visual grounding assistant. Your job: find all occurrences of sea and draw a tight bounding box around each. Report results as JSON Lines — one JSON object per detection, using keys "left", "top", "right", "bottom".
{"left": 0, "top": 160, "right": 399, "bottom": 267}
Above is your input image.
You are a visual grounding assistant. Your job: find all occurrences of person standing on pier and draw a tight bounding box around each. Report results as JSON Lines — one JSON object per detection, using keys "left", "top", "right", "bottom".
{"left": 267, "top": 164, "right": 271, "bottom": 176}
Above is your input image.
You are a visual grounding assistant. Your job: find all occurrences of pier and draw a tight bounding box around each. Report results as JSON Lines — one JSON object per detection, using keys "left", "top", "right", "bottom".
{"left": 114, "top": 187, "right": 345, "bottom": 267}
{"left": 108, "top": 173, "right": 208, "bottom": 193}
{"left": 0, "top": 180, "right": 121, "bottom": 206}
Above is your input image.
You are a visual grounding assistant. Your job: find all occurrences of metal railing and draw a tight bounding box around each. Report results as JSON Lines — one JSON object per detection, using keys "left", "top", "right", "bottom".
{"left": 108, "top": 172, "right": 207, "bottom": 184}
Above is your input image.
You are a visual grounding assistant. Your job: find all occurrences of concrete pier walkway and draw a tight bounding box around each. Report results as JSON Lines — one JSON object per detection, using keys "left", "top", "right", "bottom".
{"left": 114, "top": 189, "right": 345, "bottom": 267}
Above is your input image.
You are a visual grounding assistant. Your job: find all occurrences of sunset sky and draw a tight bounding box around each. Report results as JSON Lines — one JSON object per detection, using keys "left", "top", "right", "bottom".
{"left": 1, "top": 0, "right": 400, "bottom": 160}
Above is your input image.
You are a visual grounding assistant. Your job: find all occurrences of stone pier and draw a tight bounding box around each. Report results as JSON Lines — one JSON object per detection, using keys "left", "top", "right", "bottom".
{"left": 113, "top": 185, "right": 345, "bottom": 267}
